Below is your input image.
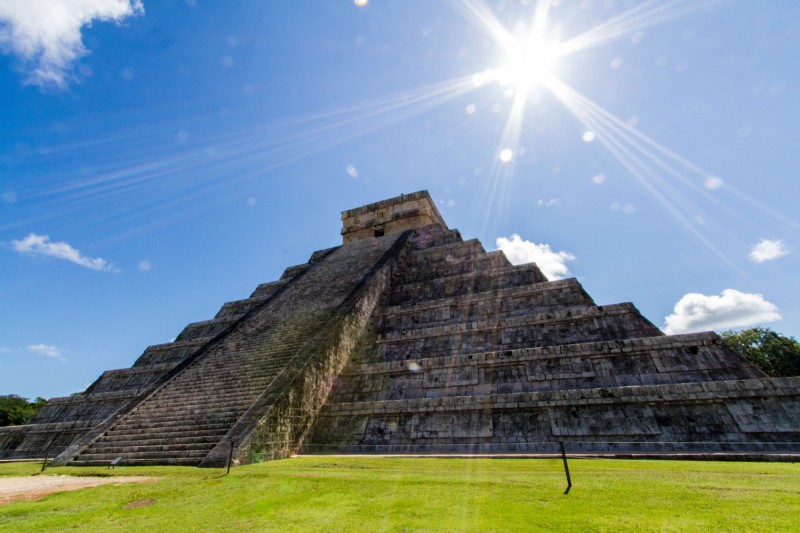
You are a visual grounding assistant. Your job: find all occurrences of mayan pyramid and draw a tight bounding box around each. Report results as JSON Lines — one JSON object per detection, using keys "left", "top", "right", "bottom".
{"left": 1, "top": 191, "right": 798, "bottom": 466}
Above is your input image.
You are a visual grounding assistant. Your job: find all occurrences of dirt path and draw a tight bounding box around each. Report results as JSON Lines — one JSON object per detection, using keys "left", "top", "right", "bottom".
{"left": 0, "top": 476, "right": 158, "bottom": 506}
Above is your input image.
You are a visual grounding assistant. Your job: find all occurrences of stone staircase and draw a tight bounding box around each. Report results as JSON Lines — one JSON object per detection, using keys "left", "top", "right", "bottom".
{"left": 61, "top": 233, "right": 407, "bottom": 466}
{"left": 0, "top": 254, "right": 317, "bottom": 460}
{"left": 73, "top": 312, "right": 330, "bottom": 465}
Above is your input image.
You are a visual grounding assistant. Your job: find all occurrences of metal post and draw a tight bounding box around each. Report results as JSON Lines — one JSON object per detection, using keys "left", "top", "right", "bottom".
{"left": 41, "top": 441, "right": 53, "bottom": 472}
{"left": 226, "top": 440, "right": 235, "bottom": 475}
{"left": 560, "top": 441, "right": 572, "bottom": 494}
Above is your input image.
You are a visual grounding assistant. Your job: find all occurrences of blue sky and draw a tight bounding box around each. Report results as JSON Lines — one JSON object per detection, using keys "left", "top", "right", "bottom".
{"left": 1, "top": 0, "right": 798, "bottom": 400}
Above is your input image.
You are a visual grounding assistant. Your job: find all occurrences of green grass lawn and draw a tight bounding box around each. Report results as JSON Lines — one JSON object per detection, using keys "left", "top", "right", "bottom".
{"left": 1, "top": 457, "right": 798, "bottom": 532}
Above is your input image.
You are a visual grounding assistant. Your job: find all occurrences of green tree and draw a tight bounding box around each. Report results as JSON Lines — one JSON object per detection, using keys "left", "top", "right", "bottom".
{"left": 720, "top": 327, "right": 800, "bottom": 377}
{"left": 0, "top": 395, "right": 47, "bottom": 427}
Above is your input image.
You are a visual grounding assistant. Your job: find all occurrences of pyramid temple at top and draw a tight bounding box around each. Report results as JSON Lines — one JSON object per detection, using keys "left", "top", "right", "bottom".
{"left": 2, "top": 191, "right": 798, "bottom": 466}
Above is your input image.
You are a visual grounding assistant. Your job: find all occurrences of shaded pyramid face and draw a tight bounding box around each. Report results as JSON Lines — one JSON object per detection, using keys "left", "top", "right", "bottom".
{"left": 1, "top": 191, "right": 798, "bottom": 466}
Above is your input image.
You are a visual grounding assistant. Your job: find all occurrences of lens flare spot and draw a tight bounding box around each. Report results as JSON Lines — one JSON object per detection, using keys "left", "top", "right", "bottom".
{"left": 704, "top": 176, "right": 723, "bottom": 190}
{"left": 354, "top": 0, "right": 368, "bottom": 6}
{"left": 582, "top": 131, "right": 595, "bottom": 142}
{"left": 499, "top": 148, "right": 514, "bottom": 162}
{"left": 407, "top": 361, "right": 421, "bottom": 372}
{"left": 592, "top": 173, "right": 606, "bottom": 184}
{"left": 465, "top": 103, "right": 476, "bottom": 114}
{"left": 346, "top": 165, "right": 359, "bottom": 178}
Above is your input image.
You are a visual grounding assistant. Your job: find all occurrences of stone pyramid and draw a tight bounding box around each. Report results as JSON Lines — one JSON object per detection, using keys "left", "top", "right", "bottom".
{"left": 1, "top": 191, "right": 798, "bottom": 466}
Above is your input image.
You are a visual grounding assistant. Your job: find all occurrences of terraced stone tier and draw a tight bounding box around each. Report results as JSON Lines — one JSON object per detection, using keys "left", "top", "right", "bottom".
{"left": 367, "top": 303, "right": 661, "bottom": 363}
{"left": 0, "top": 420, "right": 99, "bottom": 459}
{"left": 377, "top": 278, "right": 595, "bottom": 333}
{"left": 325, "top": 334, "right": 765, "bottom": 403}
{"left": 304, "top": 217, "right": 799, "bottom": 457}
{"left": 303, "top": 377, "right": 800, "bottom": 454}
{"left": 385, "top": 264, "right": 549, "bottom": 306}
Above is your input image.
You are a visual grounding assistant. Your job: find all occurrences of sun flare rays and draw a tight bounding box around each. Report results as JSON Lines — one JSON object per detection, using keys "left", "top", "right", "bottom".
{"left": 6, "top": 0, "right": 796, "bottom": 272}
{"left": 443, "top": 0, "right": 796, "bottom": 274}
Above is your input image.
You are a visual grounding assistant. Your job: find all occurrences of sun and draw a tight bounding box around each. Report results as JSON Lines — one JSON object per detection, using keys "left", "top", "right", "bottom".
{"left": 496, "top": 36, "right": 560, "bottom": 91}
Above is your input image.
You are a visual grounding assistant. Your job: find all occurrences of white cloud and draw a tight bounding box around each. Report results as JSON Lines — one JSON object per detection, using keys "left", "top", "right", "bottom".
{"left": 11, "top": 233, "right": 117, "bottom": 272}
{"left": 0, "top": 347, "right": 12, "bottom": 353}
{"left": 748, "top": 239, "right": 788, "bottom": 263}
{"left": 663, "top": 289, "right": 781, "bottom": 335}
{"left": 0, "top": 0, "right": 143, "bottom": 89}
{"left": 27, "top": 343, "right": 67, "bottom": 362}
{"left": 496, "top": 234, "right": 575, "bottom": 280}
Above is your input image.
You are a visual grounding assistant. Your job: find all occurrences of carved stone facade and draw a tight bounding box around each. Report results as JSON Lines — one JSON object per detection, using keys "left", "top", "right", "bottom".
{"left": 341, "top": 191, "right": 447, "bottom": 243}
{"left": 1, "top": 191, "right": 798, "bottom": 465}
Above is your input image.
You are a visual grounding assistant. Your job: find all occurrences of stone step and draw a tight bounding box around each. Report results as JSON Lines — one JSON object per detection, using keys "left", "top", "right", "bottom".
{"left": 119, "top": 408, "right": 245, "bottom": 424}
{"left": 366, "top": 304, "right": 661, "bottom": 362}
{"left": 140, "top": 384, "right": 274, "bottom": 405}
{"left": 71, "top": 457, "right": 202, "bottom": 467}
{"left": 130, "top": 394, "right": 262, "bottom": 411}
{"left": 158, "top": 354, "right": 301, "bottom": 379}
{"left": 119, "top": 413, "right": 243, "bottom": 428}
{"left": 408, "top": 229, "right": 463, "bottom": 251}
{"left": 96, "top": 428, "right": 229, "bottom": 444}
{"left": 406, "top": 238, "right": 483, "bottom": 265}
{"left": 249, "top": 279, "right": 289, "bottom": 300}
{"left": 134, "top": 380, "right": 270, "bottom": 397}
{"left": 78, "top": 448, "right": 210, "bottom": 462}
{"left": 114, "top": 404, "right": 242, "bottom": 420}
{"left": 399, "top": 251, "right": 510, "bottom": 285}
{"left": 176, "top": 317, "right": 238, "bottom": 342}
{"left": 132, "top": 337, "right": 213, "bottom": 367}
{"left": 85, "top": 439, "right": 214, "bottom": 455}
{"left": 335, "top": 333, "right": 757, "bottom": 402}
{"left": 214, "top": 297, "right": 262, "bottom": 320}
{"left": 280, "top": 262, "right": 311, "bottom": 280}
{"left": 378, "top": 278, "right": 591, "bottom": 325}
{"left": 91, "top": 434, "right": 223, "bottom": 448}
{"left": 306, "top": 377, "right": 800, "bottom": 452}
{"left": 105, "top": 419, "right": 234, "bottom": 434}
{"left": 145, "top": 376, "right": 276, "bottom": 393}
{"left": 378, "top": 304, "right": 618, "bottom": 343}
{"left": 378, "top": 298, "right": 592, "bottom": 335}
{"left": 386, "top": 264, "right": 547, "bottom": 306}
